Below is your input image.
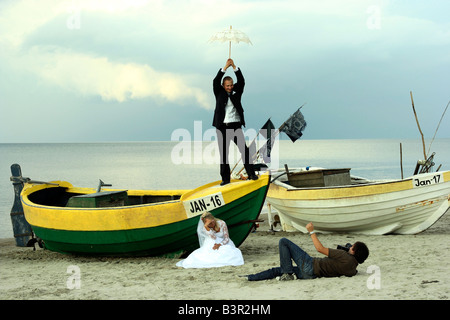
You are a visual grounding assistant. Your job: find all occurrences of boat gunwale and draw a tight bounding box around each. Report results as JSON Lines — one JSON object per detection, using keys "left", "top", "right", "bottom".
{"left": 273, "top": 171, "right": 450, "bottom": 191}
{"left": 20, "top": 184, "right": 204, "bottom": 211}
{"left": 21, "top": 195, "right": 182, "bottom": 211}
{"left": 276, "top": 177, "right": 407, "bottom": 191}
{"left": 22, "top": 174, "right": 271, "bottom": 211}
{"left": 21, "top": 183, "right": 187, "bottom": 211}
{"left": 271, "top": 169, "right": 450, "bottom": 190}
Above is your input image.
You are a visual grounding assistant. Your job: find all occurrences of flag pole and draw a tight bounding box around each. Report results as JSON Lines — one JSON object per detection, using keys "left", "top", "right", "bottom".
{"left": 230, "top": 117, "right": 272, "bottom": 174}
{"left": 236, "top": 126, "right": 283, "bottom": 175}
{"left": 232, "top": 104, "right": 307, "bottom": 176}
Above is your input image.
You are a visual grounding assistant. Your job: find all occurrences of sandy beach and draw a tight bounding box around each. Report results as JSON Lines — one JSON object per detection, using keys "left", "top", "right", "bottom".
{"left": 1, "top": 210, "right": 449, "bottom": 301}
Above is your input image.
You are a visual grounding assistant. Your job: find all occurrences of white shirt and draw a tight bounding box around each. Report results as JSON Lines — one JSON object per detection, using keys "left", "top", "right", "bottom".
{"left": 222, "top": 67, "right": 241, "bottom": 124}
{"left": 223, "top": 96, "right": 241, "bottom": 123}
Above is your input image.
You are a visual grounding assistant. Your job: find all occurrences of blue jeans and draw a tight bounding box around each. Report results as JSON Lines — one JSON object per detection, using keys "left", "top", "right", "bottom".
{"left": 248, "top": 238, "right": 316, "bottom": 281}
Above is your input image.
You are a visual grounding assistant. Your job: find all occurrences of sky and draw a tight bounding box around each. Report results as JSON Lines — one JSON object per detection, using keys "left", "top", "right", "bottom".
{"left": 0, "top": 0, "right": 449, "bottom": 143}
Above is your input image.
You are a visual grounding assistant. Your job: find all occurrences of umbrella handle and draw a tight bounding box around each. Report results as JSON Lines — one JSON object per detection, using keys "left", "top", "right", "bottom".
{"left": 228, "top": 25, "right": 232, "bottom": 59}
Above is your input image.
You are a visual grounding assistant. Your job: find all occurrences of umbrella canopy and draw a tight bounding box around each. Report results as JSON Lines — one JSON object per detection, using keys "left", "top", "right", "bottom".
{"left": 208, "top": 25, "right": 252, "bottom": 59}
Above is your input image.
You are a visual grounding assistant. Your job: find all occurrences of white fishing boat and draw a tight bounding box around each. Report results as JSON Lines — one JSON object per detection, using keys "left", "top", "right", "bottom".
{"left": 266, "top": 167, "right": 450, "bottom": 235}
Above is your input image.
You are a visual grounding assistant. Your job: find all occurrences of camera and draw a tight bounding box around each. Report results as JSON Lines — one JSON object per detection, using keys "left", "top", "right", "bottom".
{"left": 337, "top": 243, "right": 352, "bottom": 252}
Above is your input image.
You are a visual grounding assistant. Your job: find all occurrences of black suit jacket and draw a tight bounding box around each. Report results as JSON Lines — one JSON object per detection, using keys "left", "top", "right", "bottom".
{"left": 212, "top": 68, "right": 246, "bottom": 128}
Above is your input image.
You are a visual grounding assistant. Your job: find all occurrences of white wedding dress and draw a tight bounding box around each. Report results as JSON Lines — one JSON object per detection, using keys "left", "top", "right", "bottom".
{"left": 176, "top": 219, "right": 244, "bottom": 268}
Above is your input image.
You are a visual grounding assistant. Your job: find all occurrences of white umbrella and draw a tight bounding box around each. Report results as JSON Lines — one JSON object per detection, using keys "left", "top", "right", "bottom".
{"left": 208, "top": 25, "right": 252, "bottom": 59}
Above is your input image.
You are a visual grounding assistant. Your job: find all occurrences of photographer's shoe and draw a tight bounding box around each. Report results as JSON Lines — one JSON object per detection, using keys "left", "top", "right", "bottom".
{"left": 277, "top": 273, "right": 296, "bottom": 281}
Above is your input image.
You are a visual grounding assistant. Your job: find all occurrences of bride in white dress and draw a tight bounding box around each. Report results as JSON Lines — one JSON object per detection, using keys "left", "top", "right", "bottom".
{"left": 176, "top": 212, "right": 244, "bottom": 268}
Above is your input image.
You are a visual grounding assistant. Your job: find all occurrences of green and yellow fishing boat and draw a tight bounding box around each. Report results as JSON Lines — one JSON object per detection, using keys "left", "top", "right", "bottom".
{"left": 21, "top": 173, "right": 270, "bottom": 256}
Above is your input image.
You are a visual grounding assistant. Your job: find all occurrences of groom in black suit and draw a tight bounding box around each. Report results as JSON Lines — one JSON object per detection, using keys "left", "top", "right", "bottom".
{"left": 212, "top": 59, "right": 257, "bottom": 186}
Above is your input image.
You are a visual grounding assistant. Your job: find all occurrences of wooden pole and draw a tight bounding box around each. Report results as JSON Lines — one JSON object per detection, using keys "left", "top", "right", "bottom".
{"left": 410, "top": 91, "right": 427, "bottom": 160}
{"left": 400, "top": 142, "right": 404, "bottom": 179}
{"left": 10, "top": 164, "right": 33, "bottom": 247}
{"left": 427, "top": 100, "right": 449, "bottom": 156}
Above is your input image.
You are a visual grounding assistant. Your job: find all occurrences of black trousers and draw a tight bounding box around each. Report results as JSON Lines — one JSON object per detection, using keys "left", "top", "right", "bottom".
{"left": 216, "top": 122, "right": 255, "bottom": 182}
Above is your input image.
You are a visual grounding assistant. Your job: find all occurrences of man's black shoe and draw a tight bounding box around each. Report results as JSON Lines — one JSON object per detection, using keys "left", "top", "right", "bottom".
{"left": 248, "top": 175, "right": 259, "bottom": 180}
{"left": 220, "top": 181, "right": 230, "bottom": 186}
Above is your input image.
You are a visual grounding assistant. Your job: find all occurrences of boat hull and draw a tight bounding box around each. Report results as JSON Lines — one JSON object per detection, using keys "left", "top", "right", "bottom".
{"left": 22, "top": 174, "right": 270, "bottom": 256}
{"left": 267, "top": 171, "right": 450, "bottom": 235}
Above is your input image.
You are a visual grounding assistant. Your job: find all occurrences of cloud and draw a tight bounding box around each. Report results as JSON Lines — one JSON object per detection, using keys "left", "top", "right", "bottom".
{"left": 0, "top": 0, "right": 449, "bottom": 142}
{"left": 0, "top": 0, "right": 212, "bottom": 109}
{"left": 20, "top": 46, "right": 211, "bottom": 107}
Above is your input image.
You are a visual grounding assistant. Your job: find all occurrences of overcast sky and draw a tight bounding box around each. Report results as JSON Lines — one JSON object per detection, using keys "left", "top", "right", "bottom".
{"left": 1, "top": 0, "right": 449, "bottom": 143}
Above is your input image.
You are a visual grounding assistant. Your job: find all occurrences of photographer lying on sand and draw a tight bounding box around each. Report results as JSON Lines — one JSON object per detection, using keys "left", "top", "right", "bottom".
{"left": 245, "top": 222, "right": 369, "bottom": 281}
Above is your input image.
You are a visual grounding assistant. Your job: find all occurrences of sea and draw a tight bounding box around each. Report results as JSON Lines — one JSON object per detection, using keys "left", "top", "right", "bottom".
{"left": 1, "top": 139, "right": 449, "bottom": 239}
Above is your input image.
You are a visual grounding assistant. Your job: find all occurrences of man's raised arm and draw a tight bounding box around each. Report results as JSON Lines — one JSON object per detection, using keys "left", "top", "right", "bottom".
{"left": 306, "top": 222, "right": 329, "bottom": 256}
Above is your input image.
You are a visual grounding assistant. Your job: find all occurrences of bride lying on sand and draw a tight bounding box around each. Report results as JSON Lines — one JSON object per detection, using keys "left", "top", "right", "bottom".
{"left": 176, "top": 212, "right": 244, "bottom": 268}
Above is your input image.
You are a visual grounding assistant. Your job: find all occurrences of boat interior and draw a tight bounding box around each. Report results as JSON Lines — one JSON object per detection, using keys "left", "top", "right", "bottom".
{"left": 277, "top": 166, "right": 372, "bottom": 188}
{"left": 27, "top": 186, "right": 182, "bottom": 208}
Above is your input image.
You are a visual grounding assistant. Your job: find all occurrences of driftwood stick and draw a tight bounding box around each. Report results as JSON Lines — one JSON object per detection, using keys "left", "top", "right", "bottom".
{"left": 410, "top": 91, "right": 427, "bottom": 160}
{"left": 400, "top": 142, "right": 404, "bottom": 180}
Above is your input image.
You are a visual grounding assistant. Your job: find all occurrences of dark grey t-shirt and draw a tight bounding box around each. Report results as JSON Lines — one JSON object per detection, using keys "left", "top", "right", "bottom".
{"left": 313, "top": 248, "right": 358, "bottom": 277}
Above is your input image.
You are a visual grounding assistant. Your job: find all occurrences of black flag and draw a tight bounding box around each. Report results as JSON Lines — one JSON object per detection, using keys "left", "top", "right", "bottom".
{"left": 280, "top": 108, "right": 307, "bottom": 142}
